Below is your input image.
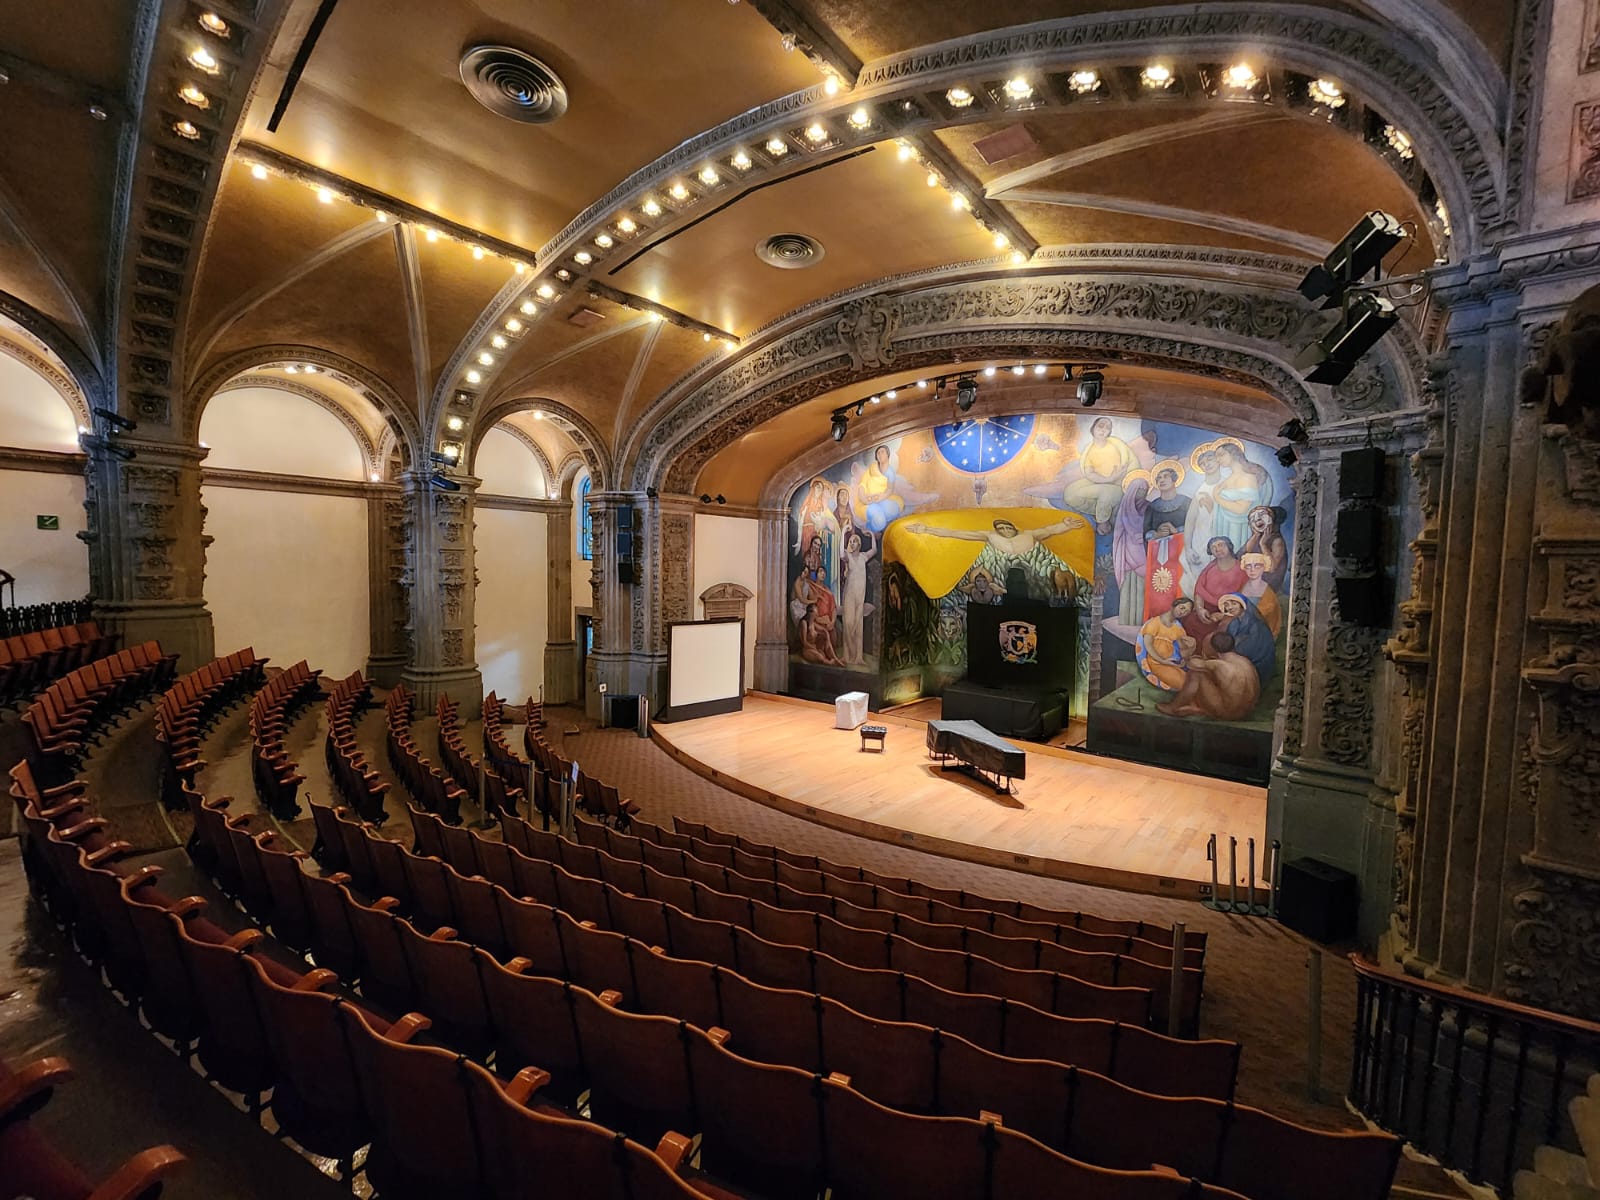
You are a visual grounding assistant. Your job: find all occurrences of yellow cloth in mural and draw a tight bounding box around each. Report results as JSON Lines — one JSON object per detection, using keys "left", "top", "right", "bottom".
{"left": 883, "top": 508, "right": 1096, "bottom": 599}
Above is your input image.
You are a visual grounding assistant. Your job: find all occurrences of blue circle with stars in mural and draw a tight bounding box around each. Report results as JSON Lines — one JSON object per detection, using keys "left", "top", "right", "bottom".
{"left": 933, "top": 414, "right": 1036, "bottom": 475}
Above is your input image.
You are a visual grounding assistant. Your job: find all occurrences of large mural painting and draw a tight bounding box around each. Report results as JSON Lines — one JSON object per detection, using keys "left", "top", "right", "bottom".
{"left": 785, "top": 411, "right": 1295, "bottom": 783}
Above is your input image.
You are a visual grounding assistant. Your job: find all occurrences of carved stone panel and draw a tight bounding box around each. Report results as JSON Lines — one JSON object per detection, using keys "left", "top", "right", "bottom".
{"left": 700, "top": 582, "right": 753, "bottom": 621}
{"left": 1571, "top": 100, "right": 1600, "bottom": 204}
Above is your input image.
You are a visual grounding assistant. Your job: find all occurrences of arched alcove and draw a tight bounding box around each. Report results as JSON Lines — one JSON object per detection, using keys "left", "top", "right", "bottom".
{"left": 0, "top": 345, "right": 90, "bottom": 604}
{"left": 475, "top": 425, "right": 548, "bottom": 499}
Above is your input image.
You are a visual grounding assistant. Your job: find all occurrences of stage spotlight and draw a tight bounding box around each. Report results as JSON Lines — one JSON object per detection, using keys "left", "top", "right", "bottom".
{"left": 1294, "top": 292, "right": 1399, "bottom": 385}
{"left": 430, "top": 472, "right": 461, "bottom": 491}
{"left": 1076, "top": 370, "right": 1104, "bottom": 406}
{"left": 955, "top": 376, "right": 979, "bottom": 412}
{"left": 715, "top": 494, "right": 726, "bottom": 505}
{"left": 645, "top": 486, "right": 659, "bottom": 499}
{"left": 830, "top": 413, "right": 849, "bottom": 442}
{"left": 1277, "top": 418, "right": 1309, "bottom": 443}
{"left": 1299, "top": 211, "right": 1405, "bottom": 309}
{"left": 1276, "top": 445, "right": 1299, "bottom": 467}
{"left": 700, "top": 493, "right": 713, "bottom": 504}
{"left": 92, "top": 406, "right": 138, "bottom": 432}
{"left": 854, "top": 400, "right": 866, "bottom": 417}
{"left": 80, "top": 433, "right": 136, "bottom": 461}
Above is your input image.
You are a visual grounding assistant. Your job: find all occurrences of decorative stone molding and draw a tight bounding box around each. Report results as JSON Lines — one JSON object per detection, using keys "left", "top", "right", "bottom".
{"left": 1570, "top": 100, "right": 1600, "bottom": 205}
{"left": 630, "top": 272, "right": 1417, "bottom": 493}
{"left": 1501, "top": 866, "right": 1600, "bottom": 1014}
{"left": 1279, "top": 465, "right": 1320, "bottom": 758}
{"left": 0, "top": 335, "right": 92, "bottom": 427}
{"left": 0, "top": 290, "right": 103, "bottom": 407}
{"left": 700, "top": 582, "right": 753, "bottom": 622}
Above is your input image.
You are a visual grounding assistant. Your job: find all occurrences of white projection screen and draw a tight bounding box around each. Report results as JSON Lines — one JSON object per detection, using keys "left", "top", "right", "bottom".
{"left": 666, "top": 620, "right": 745, "bottom": 720}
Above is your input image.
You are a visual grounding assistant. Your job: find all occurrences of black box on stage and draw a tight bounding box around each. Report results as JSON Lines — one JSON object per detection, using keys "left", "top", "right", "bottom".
{"left": 1339, "top": 448, "right": 1386, "bottom": 500}
{"left": 1334, "top": 507, "right": 1382, "bottom": 560}
{"left": 1278, "top": 857, "right": 1358, "bottom": 943}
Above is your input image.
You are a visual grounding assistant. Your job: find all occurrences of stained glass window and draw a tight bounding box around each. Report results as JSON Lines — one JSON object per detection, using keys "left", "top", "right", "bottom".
{"left": 579, "top": 474, "right": 593, "bottom": 560}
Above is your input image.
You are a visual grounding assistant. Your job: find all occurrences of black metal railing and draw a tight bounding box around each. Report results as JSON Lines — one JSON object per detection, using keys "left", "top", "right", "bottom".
{"left": 0, "top": 597, "right": 93, "bottom": 638}
{"left": 1350, "top": 955, "right": 1599, "bottom": 1195}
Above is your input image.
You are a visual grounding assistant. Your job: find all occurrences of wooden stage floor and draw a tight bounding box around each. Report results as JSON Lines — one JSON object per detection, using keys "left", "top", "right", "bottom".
{"left": 651, "top": 694, "right": 1267, "bottom": 901}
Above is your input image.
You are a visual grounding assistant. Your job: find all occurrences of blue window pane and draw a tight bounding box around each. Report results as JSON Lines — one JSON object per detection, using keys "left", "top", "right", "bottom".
{"left": 579, "top": 476, "right": 593, "bottom": 560}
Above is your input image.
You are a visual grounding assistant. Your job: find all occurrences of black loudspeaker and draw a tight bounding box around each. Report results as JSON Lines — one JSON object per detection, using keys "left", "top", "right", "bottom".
{"left": 1335, "top": 574, "right": 1389, "bottom": 626}
{"left": 1278, "top": 857, "right": 1358, "bottom": 943}
{"left": 1334, "top": 507, "right": 1382, "bottom": 559}
{"left": 1339, "top": 448, "right": 1386, "bottom": 500}
{"left": 607, "top": 694, "right": 639, "bottom": 730}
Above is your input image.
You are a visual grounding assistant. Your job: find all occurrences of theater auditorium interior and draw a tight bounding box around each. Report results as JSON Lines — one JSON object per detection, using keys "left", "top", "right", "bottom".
{"left": 2, "top": 1, "right": 1599, "bottom": 1198}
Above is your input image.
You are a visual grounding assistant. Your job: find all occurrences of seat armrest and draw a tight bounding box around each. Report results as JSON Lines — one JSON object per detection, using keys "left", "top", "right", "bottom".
{"left": 292, "top": 969, "right": 340, "bottom": 992}
{"left": 383, "top": 1013, "right": 432, "bottom": 1044}
{"left": 654, "top": 1131, "right": 697, "bottom": 1173}
{"left": 0, "top": 1055, "right": 73, "bottom": 1122}
{"left": 85, "top": 1145, "right": 187, "bottom": 1200}
{"left": 504, "top": 1066, "right": 553, "bottom": 1106}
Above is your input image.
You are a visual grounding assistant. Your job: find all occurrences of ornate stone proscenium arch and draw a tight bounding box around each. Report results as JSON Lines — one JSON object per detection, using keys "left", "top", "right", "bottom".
{"left": 629, "top": 269, "right": 1420, "bottom": 494}
{"left": 472, "top": 399, "right": 613, "bottom": 491}
{"left": 184, "top": 345, "right": 422, "bottom": 465}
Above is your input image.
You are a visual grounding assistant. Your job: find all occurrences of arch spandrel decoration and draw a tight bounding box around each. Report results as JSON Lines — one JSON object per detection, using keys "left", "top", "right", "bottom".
{"left": 630, "top": 271, "right": 1421, "bottom": 495}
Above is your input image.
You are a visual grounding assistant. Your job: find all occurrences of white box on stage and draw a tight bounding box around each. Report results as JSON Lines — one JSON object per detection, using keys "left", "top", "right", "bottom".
{"left": 835, "top": 692, "right": 869, "bottom": 730}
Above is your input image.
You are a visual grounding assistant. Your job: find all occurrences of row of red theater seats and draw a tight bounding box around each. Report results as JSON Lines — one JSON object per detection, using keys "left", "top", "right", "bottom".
{"left": 497, "top": 806, "right": 1206, "bottom": 1034}
{"left": 305, "top": 800, "right": 1230, "bottom": 1098}
{"left": 0, "top": 1052, "right": 184, "bottom": 1200}
{"left": 500, "top": 692, "right": 1199, "bottom": 955}
{"left": 155, "top": 647, "right": 269, "bottom": 809}
{"left": 480, "top": 689, "right": 531, "bottom": 789}
{"left": 247, "top": 659, "right": 320, "bottom": 819}
{"left": 523, "top": 724, "right": 641, "bottom": 829}
{"left": 436, "top": 691, "right": 529, "bottom": 820}
{"left": 23, "top": 640, "right": 178, "bottom": 791}
{"left": 7, "top": 762, "right": 705, "bottom": 1200}
{"left": 671, "top": 814, "right": 1209, "bottom": 954}
{"left": 0, "top": 619, "right": 116, "bottom": 709}
{"left": 576, "top": 814, "right": 1198, "bottom": 970}
{"left": 209, "top": 801, "right": 1395, "bottom": 1200}
{"left": 324, "top": 670, "right": 391, "bottom": 824}
{"left": 384, "top": 684, "right": 469, "bottom": 825}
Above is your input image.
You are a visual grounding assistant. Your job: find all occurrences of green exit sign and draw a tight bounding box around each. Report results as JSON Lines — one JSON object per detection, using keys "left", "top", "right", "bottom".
{"left": 36, "top": 515, "right": 58, "bottom": 531}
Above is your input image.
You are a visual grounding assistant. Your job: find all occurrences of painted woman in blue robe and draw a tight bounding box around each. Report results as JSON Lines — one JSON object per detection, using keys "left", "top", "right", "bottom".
{"left": 1216, "top": 593, "right": 1275, "bottom": 686}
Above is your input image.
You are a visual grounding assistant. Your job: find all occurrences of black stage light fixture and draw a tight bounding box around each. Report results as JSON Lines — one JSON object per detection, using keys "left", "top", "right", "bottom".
{"left": 429, "top": 472, "right": 461, "bottom": 491}
{"left": 1277, "top": 418, "right": 1308, "bottom": 443}
{"left": 1076, "top": 370, "right": 1104, "bottom": 406}
{"left": 955, "top": 376, "right": 979, "bottom": 412}
{"left": 715, "top": 494, "right": 726, "bottom": 505}
{"left": 1299, "top": 211, "right": 1406, "bottom": 309}
{"left": 1275, "top": 445, "right": 1299, "bottom": 467}
{"left": 830, "top": 413, "right": 849, "bottom": 442}
{"left": 854, "top": 400, "right": 866, "bottom": 417}
{"left": 80, "top": 433, "right": 136, "bottom": 461}
{"left": 699, "top": 493, "right": 713, "bottom": 504}
{"left": 92, "top": 405, "right": 138, "bottom": 432}
{"left": 645, "top": 486, "right": 658, "bottom": 499}
{"left": 1295, "top": 293, "right": 1399, "bottom": 386}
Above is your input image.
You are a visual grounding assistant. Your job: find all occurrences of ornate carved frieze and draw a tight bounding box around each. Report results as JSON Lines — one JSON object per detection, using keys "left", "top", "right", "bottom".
{"left": 1501, "top": 866, "right": 1600, "bottom": 1016}
{"left": 658, "top": 514, "right": 693, "bottom": 636}
{"left": 1571, "top": 101, "right": 1600, "bottom": 204}
{"left": 1280, "top": 466, "right": 1320, "bottom": 758}
{"left": 1321, "top": 623, "right": 1384, "bottom": 768}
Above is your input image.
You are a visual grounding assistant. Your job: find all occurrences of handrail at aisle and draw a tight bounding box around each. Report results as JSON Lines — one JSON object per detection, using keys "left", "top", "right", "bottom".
{"left": 1347, "top": 954, "right": 1600, "bottom": 1196}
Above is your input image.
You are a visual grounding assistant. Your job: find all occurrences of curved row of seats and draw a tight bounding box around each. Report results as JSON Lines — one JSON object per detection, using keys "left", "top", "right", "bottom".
{"left": 22, "top": 640, "right": 176, "bottom": 790}
{"left": 324, "top": 670, "right": 391, "bottom": 823}
{"left": 155, "top": 647, "right": 268, "bottom": 810}
{"left": 327, "top": 800, "right": 1235, "bottom": 1096}
{"left": 0, "top": 618, "right": 116, "bottom": 709}
{"left": 523, "top": 714, "right": 640, "bottom": 828}
{"left": 578, "top": 816, "right": 1198, "bottom": 969}
{"left": 248, "top": 660, "right": 320, "bottom": 819}
{"left": 9, "top": 760, "right": 709, "bottom": 1199}
{"left": 480, "top": 690, "right": 526, "bottom": 789}
{"left": 497, "top": 807, "right": 1208, "bottom": 1032}
{"left": 0, "top": 1052, "right": 184, "bottom": 1200}
{"left": 673, "top": 815, "right": 1206, "bottom": 953}
{"left": 215, "top": 799, "right": 1397, "bottom": 1200}
{"left": 436, "top": 693, "right": 527, "bottom": 821}
{"left": 384, "top": 685, "right": 466, "bottom": 825}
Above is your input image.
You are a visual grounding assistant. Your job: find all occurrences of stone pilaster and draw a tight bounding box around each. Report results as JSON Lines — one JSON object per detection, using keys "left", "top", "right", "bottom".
{"left": 584, "top": 492, "right": 626, "bottom": 720}
{"left": 543, "top": 503, "right": 578, "bottom": 703}
{"left": 80, "top": 439, "right": 214, "bottom": 669}
{"left": 365, "top": 486, "right": 408, "bottom": 686}
{"left": 399, "top": 470, "right": 483, "bottom": 716}
{"left": 754, "top": 505, "right": 791, "bottom": 693}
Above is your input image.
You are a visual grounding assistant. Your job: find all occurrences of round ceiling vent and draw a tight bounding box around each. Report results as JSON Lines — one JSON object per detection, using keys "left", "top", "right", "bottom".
{"left": 757, "top": 233, "right": 825, "bottom": 269}
{"left": 460, "top": 45, "right": 568, "bottom": 124}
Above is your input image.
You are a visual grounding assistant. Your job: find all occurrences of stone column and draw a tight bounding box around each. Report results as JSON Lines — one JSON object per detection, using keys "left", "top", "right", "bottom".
{"left": 639, "top": 493, "right": 697, "bottom": 712}
{"left": 80, "top": 439, "right": 214, "bottom": 669}
{"left": 365, "top": 486, "right": 408, "bottom": 686}
{"left": 543, "top": 502, "right": 578, "bottom": 703}
{"left": 399, "top": 469, "right": 483, "bottom": 716}
{"left": 754, "top": 505, "right": 791, "bottom": 693}
{"left": 584, "top": 491, "right": 624, "bottom": 720}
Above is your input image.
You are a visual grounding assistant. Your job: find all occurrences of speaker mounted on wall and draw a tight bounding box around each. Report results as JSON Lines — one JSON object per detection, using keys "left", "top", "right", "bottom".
{"left": 1338, "top": 448, "right": 1386, "bottom": 500}
{"left": 1334, "top": 574, "right": 1390, "bottom": 627}
{"left": 615, "top": 504, "right": 636, "bottom": 584}
{"left": 1334, "top": 508, "right": 1382, "bottom": 561}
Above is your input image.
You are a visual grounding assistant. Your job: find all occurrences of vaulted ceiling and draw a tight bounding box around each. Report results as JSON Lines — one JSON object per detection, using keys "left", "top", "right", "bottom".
{"left": 0, "top": 0, "right": 1515, "bottom": 490}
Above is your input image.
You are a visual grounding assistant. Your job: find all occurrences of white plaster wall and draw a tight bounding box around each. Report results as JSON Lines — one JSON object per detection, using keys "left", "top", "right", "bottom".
{"left": 199, "top": 386, "right": 367, "bottom": 480}
{"left": 0, "top": 350, "right": 80, "bottom": 452}
{"left": 203, "top": 487, "right": 369, "bottom": 675}
{"left": 693, "top": 512, "right": 759, "bottom": 687}
{"left": 0, "top": 472, "right": 88, "bottom": 604}
{"left": 476, "top": 507, "right": 549, "bottom": 702}
{"left": 476, "top": 428, "right": 546, "bottom": 498}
